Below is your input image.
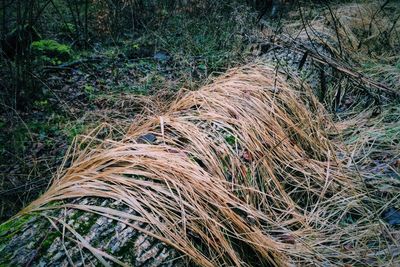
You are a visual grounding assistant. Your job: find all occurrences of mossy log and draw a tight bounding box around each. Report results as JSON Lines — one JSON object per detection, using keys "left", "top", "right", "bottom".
{"left": 0, "top": 39, "right": 334, "bottom": 267}
{"left": 0, "top": 198, "right": 183, "bottom": 266}
{"left": 1, "top": 30, "right": 391, "bottom": 266}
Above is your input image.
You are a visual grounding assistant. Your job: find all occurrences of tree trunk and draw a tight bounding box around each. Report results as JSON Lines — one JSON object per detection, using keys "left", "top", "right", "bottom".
{"left": 0, "top": 198, "right": 184, "bottom": 266}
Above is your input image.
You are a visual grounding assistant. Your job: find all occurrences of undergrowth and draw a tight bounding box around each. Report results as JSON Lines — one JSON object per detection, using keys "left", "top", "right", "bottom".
{"left": 0, "top": 1, "right": 258, "bottom": 222}
{"left": 0, "top": 0, "right": 399, "bottom": 265}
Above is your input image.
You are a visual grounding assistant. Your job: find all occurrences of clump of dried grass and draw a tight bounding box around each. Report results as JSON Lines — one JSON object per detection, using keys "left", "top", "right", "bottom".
{"left": 20, "top": 64, "right": 398, "bottom": 266}
{"left": 285, "top": 1, "right": 400, "bottom": 56}
{"left": 333, "top": 2, "right": 400, "bottom": 53}
{"left": 335, "top": 105, "right": 400, "bottom": 197}
{"left": 288, "top": 1, "right": 400, "bottom": 94}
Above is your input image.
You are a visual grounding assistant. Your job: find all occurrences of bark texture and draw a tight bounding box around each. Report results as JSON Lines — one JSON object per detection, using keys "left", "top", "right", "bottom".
{"left": 0, "top": 198, "right": 184, "bottom": 266}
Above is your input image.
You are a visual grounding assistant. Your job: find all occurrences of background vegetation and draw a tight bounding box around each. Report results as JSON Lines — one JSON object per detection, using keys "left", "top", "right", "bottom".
{"left": 0, "top": 0, "right": 263, "bottom": 221}
{"left": 0, "top": 0, "right": 399, "bottom": 227}
{"left": 0, "top": 0, "right": 399, "bottom": 265}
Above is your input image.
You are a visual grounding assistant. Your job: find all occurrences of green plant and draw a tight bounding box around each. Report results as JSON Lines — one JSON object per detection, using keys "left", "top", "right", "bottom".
{"left": 148, "top": 3, "right": 256, "bottom": 74}
{"left": 31, "top": 40, "right": 72, "bottom": 65}
{"left": 65, "top": 122, "right": 86, "bottom": 142}
{"left": 60, "top": 23, "right": 76, "bottom": 34}
{"left": 83, "top": 84, "right": 96, "bottom": 100}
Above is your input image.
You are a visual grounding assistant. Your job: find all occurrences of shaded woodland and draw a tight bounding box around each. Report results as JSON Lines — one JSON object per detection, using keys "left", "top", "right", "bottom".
{"left": 0, "top": 0, "right": 399, "bottom": 266}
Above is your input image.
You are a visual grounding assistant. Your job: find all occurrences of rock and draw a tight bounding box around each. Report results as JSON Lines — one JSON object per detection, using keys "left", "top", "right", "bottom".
{"left": 137, "top": 133, "right": 157, "bottom": 144}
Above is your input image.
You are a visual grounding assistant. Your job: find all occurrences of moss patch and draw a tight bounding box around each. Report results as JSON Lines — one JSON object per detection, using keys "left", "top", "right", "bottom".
{"left": 31, "top": 39, "right": 72, "bottom": 64}
{"left": 0, "top": 214, "right": 35, "bottom": 255}
{"left": 225, "top": 135, "right": 236, "bottom": 146}
{"left": 40, "top": 231, "right": 62, "bottom": 252}
{"left": 0, "top": 214, "right": 34, "bottom": 235}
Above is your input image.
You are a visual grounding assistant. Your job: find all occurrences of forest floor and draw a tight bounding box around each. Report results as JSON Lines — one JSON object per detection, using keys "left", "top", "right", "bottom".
{"left": 0, "top": 4, "right": 257, "bottom": 221}
{"left": 0, "top": 1, "right": 400, "bottom": 266}
{"left": 0, "top": 0, "right": 399, "bottom": 228}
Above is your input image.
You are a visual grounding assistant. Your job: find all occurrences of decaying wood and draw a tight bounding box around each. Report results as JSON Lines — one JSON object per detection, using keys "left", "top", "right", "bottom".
{"left": 0, "top": 198, "right": 183, "bottom": 266}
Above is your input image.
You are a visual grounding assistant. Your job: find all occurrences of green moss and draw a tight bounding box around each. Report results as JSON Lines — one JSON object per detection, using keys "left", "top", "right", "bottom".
{"left": 0, "top": 214, "right": 33, "bottom": 234}
{"left": 0, "top": 214, "right": 35, "bottom": 255}
{"left": 69, "top": 210, "right": 85, "bottom": 221}
{"left": 32, "top": 40, "right": 71, "bottom": 56}
{"left": 77, "top": 214, "right": 99, "bottom": 236}
{"left": 115, "top": 238, "right": 136, "bottom": 263}
{"left": 68, "top": 209, "right": 99, "bottom": 236}
{"left": 31, "top": 39, "right": 72, "bottom": 64}
{"left": 225, "top": 135, "right": 236, "bottom": 146}
{"left": 41, "top": 231, "right": 62, "bottom": 251}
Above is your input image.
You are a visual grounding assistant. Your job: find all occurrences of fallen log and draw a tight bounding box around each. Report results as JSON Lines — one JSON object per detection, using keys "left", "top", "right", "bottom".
{"left": 1, "top": 64, "right": 397, "bottom": 266}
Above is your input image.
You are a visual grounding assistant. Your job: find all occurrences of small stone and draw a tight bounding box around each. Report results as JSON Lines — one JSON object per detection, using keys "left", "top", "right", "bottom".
{"left": 137, "top": 133, "right": 157, "bottom": 144}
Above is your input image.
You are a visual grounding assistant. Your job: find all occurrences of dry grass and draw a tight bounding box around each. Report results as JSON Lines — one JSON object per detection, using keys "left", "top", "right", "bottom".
{"left": 283, "top": 0, "right": 400, "bottom": 96}
{"left": 284, "top": 1, "right": 400, "bottom": 55}
{"left": 14, "top": 63, "right": 399, "bottom": 266}
{"left": 333, "top": 2, "right": 400, "bottom": 53}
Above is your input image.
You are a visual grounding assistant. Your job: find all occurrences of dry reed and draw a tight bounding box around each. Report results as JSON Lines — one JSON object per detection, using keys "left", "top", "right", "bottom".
{"left": 20, "top": 64, "right": 398, "bottom": 266}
